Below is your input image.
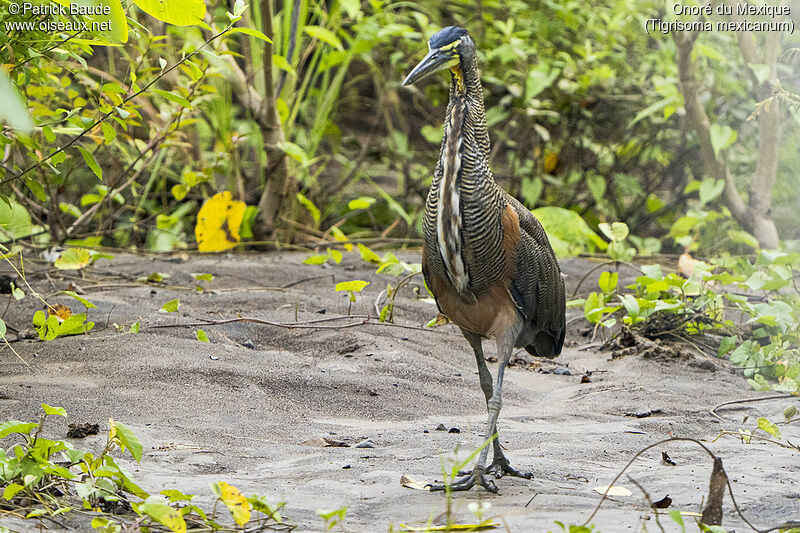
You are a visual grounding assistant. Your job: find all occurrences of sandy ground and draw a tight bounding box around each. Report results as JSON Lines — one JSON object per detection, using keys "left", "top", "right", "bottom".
{"left": 0, "top": 251, "right": 798, "bottom": 532}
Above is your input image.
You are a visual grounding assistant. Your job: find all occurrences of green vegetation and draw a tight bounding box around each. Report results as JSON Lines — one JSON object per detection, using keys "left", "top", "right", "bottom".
{"left": 0, "top": 405, "right": 293, "bottom": 531}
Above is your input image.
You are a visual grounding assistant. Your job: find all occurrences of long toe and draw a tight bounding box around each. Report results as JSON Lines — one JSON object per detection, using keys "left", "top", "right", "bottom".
{"left": 427, "top": 469, "right": 498, "bottom": 493}
{"left": 486, "top": 458, "right": 534, "bottom": 480}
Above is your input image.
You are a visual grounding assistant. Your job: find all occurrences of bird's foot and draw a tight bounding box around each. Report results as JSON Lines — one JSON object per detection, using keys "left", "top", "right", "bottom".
{"left": 485, "top": 457, "right": 533, "bottom": 480}
{"left": 427, "top": 468, "right": 498, "bottom": 493}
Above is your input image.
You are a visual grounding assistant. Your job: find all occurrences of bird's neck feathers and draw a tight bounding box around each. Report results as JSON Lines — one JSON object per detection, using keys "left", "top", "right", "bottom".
{"left": 446, "top": 54, "right": 491, "bottom": 171}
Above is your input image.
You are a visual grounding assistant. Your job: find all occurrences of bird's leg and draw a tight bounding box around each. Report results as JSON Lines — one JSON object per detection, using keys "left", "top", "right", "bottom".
{"left": 429, "top": 330, "right": 499, "bottom": 493}
{"left": 462, "top": 330, "right": 533, "bottom": 480}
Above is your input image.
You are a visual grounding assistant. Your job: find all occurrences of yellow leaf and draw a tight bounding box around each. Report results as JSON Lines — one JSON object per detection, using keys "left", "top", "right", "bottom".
{"left": 48, "top": 304, "right": 72, "bottom": 321}
{"left": 195, "top": 192, "right": 247, "bottom": 252}
{"left": 215, "top": 482, "right": 251, "bottom": 526}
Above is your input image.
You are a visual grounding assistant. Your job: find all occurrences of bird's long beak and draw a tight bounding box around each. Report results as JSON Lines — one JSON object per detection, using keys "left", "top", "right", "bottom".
{"left": 402, "top": 47, "right": 458, "bottom": 86}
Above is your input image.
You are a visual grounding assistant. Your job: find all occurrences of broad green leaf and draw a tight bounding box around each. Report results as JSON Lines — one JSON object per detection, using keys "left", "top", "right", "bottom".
{"left": 533, "top": 207, "right": 606, "bottom": 256}
{"left": 230, "top": 27, "right": 272, "bottom": 43}
{"left": 0, "top": 69, "right": 33, "bottom": 133}
{"left": 130, "top": 322, "right": 140, "bottom": 333}
{"left": 77, "top": 147, "right": 103, "bottom": 180}
{"left": 25, "top": 178, "right": 46, "bottom": 202}
{"left": 54, "top": 248, "right": 92, "bottom": 270}
{"left": 598, "top": 271, "right": 618, "bottom": 293}
{"left": 339, "top": 0, "right": 361, "bottom": 18}
{"left": 357, "top": 243, "right": 381, "bottom": 264}
{"left": 0, "top": 198, "right": 33, "bottom": 241}
{"left": 3, "top": 483, "right": 24, "bottom": 501}
{"left": 0, "top": 421, "right": 38, "bottom": 439}
{"left": 328, "top": 248, "right": 342, "bottom": 263}
{"left": 525, "top": 65, "right": 560, "bottom": 101}
{"left": 133, "top": 0, "right": 205, "bottom": 26}
{"left": 160, "top": 299, "right": 180, "bottom": 313}
{"left": 191, "top": 273, "right": 214, "bottom": 282}
{"left": 196, "top": 329, "right": 209, "bottom": 342}
{"left": 153, "top": 89, "right": 192, "bottom": 108}
{"left": 211, "top": 482, "right": 251, "bottom": 526}
{"left": 348, "top": 196, "right": 376, "bottom": 210}
{"left": 709, "top": 123, "right": 736, "bottom": 157}
{"left": 101, "top": 122, "right": 117, "bottom": 144}
{"left": 599, "top": 221, "right": 629, "bottom": 242}
{"left": 756, "top": 417, "right": 781, "bottom": 439}
{"left": 111, "top": 420, "right": 143, "bottom": 462}
{"left": 41, "top": 403, "right": 67, "bottom": 417}
{"left": 335, "top": 280, "right": 369, "bottom": 293}
{"left": 279, "top": 141, "right": 308, "bottom": 163}
{"left": 139, "top": 501, "right": 186, "bottom": 533}
{"left": 304, "top": 26, "right": 344, "bottom": 51}
{"left": 698, "top": 178, "right": 724, "bottom": 205}
{"left": 62, "top": 290, "right": 97, "bottom": 309}
{"left": 718, "top": 336, "right": 737, "bottom": 357}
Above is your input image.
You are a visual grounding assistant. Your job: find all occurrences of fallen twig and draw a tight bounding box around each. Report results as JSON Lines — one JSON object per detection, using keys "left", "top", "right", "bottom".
{"left": 709, "top": 393, "right": 797, "bottom": 423}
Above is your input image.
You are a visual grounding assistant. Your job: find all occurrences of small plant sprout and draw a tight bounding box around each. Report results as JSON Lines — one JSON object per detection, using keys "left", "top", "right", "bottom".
{"left": 335, "top": 280, "right": 369, "bottom": 315}
{"left": 317, "top": 506, "right": 347, "bottom": 530}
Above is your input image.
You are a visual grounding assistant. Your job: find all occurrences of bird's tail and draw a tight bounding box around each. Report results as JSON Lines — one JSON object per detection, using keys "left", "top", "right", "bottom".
{"left": 524, "top": 329, "right": 565, "bottom": 359}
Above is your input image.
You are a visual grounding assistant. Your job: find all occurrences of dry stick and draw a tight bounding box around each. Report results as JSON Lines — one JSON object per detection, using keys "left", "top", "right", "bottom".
{"left": 709, "top": 393, "right": 797, "bottom": 423}
{"left": 146, "top": 313, "right": 453, "bottom": 334}
{"left": 581, "top": 436, "right": 796, "bottom": 532}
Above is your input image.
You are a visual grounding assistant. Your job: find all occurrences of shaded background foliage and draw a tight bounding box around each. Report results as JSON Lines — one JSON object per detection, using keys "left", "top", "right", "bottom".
{"left": 0, "top": 0, "right": 798, "bottom": 253}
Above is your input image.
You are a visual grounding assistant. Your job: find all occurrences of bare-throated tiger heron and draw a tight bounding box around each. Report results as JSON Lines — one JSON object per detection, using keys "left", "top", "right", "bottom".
{"left": 403, "top": 26, "right": 566, "bottom": 493}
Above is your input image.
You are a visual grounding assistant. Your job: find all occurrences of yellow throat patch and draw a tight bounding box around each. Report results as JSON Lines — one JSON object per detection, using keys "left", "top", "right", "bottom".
{"left": 451, "top": 66, "right": 465, "bottom": 94}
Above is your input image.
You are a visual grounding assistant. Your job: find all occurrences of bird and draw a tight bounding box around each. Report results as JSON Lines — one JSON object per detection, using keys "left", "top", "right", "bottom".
{"left": 402, "top": 26, "right": 566, "bottom": 493}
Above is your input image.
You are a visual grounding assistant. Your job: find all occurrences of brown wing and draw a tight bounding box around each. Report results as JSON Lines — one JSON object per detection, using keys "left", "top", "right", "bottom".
{"left": 504, "top": 195, "right": 565, "bottom": 358}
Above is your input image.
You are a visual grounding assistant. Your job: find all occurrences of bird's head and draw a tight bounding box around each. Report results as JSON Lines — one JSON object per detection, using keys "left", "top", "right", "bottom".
{"left": 402, "top": 26, "right": 475, "bottom": 88}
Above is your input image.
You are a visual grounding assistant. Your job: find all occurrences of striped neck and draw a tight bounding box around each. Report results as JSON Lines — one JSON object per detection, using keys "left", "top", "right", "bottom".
{"left": 434, "top": 53, "right": 491, "bottom": 295}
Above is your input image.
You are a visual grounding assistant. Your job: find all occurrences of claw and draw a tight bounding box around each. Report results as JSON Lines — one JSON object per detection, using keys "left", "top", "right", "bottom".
{"left": 485, "top": 458, "right": 533, "bottom": 480}
{"left": 427, "top": 468, "right": 498, "bottom": 493}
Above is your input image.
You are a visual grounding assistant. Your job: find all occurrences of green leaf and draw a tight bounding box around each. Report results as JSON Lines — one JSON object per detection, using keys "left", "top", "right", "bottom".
{"left": 619, "top": 294, "right": 640, "bottom": 319}
{"left": 709, "top": 123, "right": 736, "bottom": 157}
{"left": 280, "top": 141, "right": 308, "bottom": 164}
{"left": 41, "top": 403, "right": 67, "bottom": 417}
{"left": 0, "top": 69, "right": 33, "bottom": 133}
{"left": 54, "top": 248, "right": 92, "bottom": 270}
{"left": 101, "top": 122, "right": 117, "bottom": 144}
{"left": 599, "top": 221, "right": 629, "bottom": 242}
{"left": 328, "top": 248, "right": 342, "bottom": 264}
{"left": 77, "top": 147, "right": 103, "bottom": 180}
{"left": 304, "top": 254, "right": 330, "bottom": 265}
{"left": 130, "top": 322, "right": 140, "bottom": 333}
{"left": 718, "top": 336, "right": 737, "bottom": 357}
{"left": 304, "top": 26, "right": 344, "bottom": 51}
{"left": 525, "top": 65, "right": 560, "bottom": 101}
{"left": 160, "top": 299, "right": 180, "bottom": 313}
{"left": 357, "top": 243, "right": 381, "bottom": 264}
{"left": 0, "top": 198, "right": 33, "bottom": 241}
{"left": 3, "top": 483, "right": 24, "bottom": 501}
{"left": 139, "top": 501, "right": 187, "bottom": 533}
{"left": 598, "top": 271, "right": 618, "bottom": 293}
{"left": 335, "top": 280, "right": 369, "bottom": 293}
{"left": 698, "top": 178, "right": 724, "bottom": 206}
{"left": 230, "top": 27, "right": 272, "bottom": 43}
{"left": 112, "top": 421, "right": 143, "bottom": 462}
{"left": 191, "top": 273, "right": 214, "bottom": 282}
{"left": 153, "top": 89, "right": 192, "bottom": 108}
{"left": 728, "top": 230, "right": 759, "bottom": 250}
{"left": 339, "top": 0, "right": 361, "bottom": 18}
{"left": 295, "top": 192, "right": 320, "bottom": 224}
{"left": 196, "top": 329, "right": 209, "bottom": 342}
{"left": 133, "top": 0, "right": 206, "bottom": 26}
{"left": 756, "top": 416, "right": 781, "bottom": 439}
{"left": 348, "top": 196, "right": 376, "bottom": 210}
{"left": 62, "top": 290, "right": 97, "bottom": 309}
{"left": 25, "top": 178, "right": 47, "bottom": 202}
{"left": 0, "top": 421, "right": 38, "bottom": 439}
{"left": 783, "top": 405, "right": 798, "bottom": 421}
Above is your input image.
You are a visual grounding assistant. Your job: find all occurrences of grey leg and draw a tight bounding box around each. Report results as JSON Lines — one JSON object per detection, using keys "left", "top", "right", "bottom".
{"left": 429, "top": 327, "right": 531, "bottom": 493}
